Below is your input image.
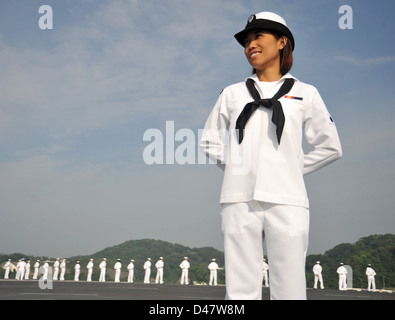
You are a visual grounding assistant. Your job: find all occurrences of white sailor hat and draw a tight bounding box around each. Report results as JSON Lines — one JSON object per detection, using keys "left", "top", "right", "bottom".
{"left": 234, "top": 12, "right": 295, "bottom": 50}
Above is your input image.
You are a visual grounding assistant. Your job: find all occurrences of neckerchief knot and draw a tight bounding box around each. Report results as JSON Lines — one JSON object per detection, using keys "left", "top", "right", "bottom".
{"left": 236, "top": 78, "right": 295, "bottom": 144}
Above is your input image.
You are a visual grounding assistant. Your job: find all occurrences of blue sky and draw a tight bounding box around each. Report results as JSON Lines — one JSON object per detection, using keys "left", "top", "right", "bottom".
{"left": 0, "top": 0, "right": 394, "bottom": 257}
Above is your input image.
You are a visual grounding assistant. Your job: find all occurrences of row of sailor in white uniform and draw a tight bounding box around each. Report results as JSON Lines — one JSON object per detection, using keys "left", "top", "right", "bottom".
{"left": 313, "top": 261, "right": 378, "bottom": 292}
{"left": 3, "top": 257, "right": 220, "bottom": 286}
{"left": 262, "top": 259, "right": 378, "bottom": 292}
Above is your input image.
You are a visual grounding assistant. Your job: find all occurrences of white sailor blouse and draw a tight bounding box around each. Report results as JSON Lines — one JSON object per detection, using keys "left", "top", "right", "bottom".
{"left": 200, "top": 73, "right": 342, "bottom": 208}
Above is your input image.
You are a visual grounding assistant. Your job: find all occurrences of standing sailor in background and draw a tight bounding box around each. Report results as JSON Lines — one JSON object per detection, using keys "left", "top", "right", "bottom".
{"left": 24, "top": 260, "right": 31, "bottom": 280}
{"left": 180, "top": 257, "right": 190, "bottom": 285}
{"left": 366, "top": 264, "right": 376, "bottom": 292}
{"left": 144, "top": 258, "right": 152, "bottom": 284}
{"left": 4, "top": 259, "right": 11, "bottom": 279}
{"left": 127, "top": 259, "right": 135, "bottom": 283}
{"left": 337, "top": 263, "right": 347, "bottom": 291}
{"left": 155, "top": 257, "right": 164, "bottom": 284}
{"left": 16, "top": 259, "right": 26, "bottom": 280}
{"left": 99, "top": 258, "right": 107, "bottom": 282}
{"left": 74, "top": 261, "right": 81, "bottom": 281}
{"left": 208, "top": 259, "right": 219, "bottom": 286}
{"left": 60, "top": 259, "right": 66, "bottom": 281}
{"left": 313, "top": 261, "right": 324, "bottom": 289}
{"left": 33, "top": 260, "right": 40, "bottom": 280}
{"left": 114, "top": 259, "right": 122, "bottom": 282}
{"left": 87, "top": 259, "right": 94, "bottom": 282}
{"left": 53, "top": 258, "right": 60, "bottom": 280}
{"left": 43, "top": 261, "right": 50, "bottom": 281}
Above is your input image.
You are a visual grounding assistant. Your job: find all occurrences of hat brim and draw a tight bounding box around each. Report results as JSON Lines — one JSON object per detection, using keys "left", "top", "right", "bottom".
{"left": 234, "top": 19, "right": 295, "bottom": 51}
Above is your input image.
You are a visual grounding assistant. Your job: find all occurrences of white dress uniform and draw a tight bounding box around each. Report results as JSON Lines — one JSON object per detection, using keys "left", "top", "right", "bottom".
{"left": 43, "top": 261, "right": 50, "bottom": 281}
{"left": 53, "top": 259, "right": 60, "bottom": 280}
{"left": 33, "top": 260, "right": 40, "bottom": 280}
{"left": 313, "top": 261, "right": 324, "bottom": 289}
{"left": 366, "top": 265, "right": 376, "bottom": 292}
{"left": 208, "top": 259, "right": 219, "bottom": 286}
{"left": 127, "top": 260, "right": 135, "bottom": 283}
{"left": 74, "top": 262, "right": 81, "bottom": 281}
{"left": 179, "top": 258, "right": 190, "bottom": 285}
{"left": 60, "top": 259, "right": 66, "bottom": 281}
{"left": 4, "top": 260, "right": 11, "bottom": 279}
{"left": 144, "top": 259, "right": 152, "bottom": 284}
{"left": 99, "top": 259, "right": 107, "bottom": 282}
{"left": 114, "top": 260, "right": 122, "bottom": 282}
{"left": 201, "top": 71, "right": 342, "bottom": 300}
{"left": 155, "top": 258, "right": 164, "bottom": 284}
{"left": 16, "top": 259, "right": 26, "bottom": 280}
{"left": 24, "top": 261, "right": 31, "bottom": 280}
{"left": 87, "top": 259, "right": 94, "bottom": 282}
{"left": 337, "top": 264, "right": 348, "bottom": 290}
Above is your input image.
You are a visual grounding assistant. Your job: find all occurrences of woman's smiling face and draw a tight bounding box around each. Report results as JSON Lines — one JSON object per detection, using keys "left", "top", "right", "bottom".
{"left": 244, "top": 30, "right": 286, "bottom": 78}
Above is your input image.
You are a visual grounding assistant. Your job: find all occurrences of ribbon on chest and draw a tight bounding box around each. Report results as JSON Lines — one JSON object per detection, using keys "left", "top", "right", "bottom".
{"left": 236, "top": 78, "right": 295, "bottom": 144}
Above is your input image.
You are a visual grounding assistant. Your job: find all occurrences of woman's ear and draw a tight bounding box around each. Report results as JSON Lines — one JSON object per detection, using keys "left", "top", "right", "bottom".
{"left": 279, "top": 36, "right": 288, "bottom": 50}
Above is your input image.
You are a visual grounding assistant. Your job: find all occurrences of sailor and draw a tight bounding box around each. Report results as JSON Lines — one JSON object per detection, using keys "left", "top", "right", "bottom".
{"left": 144, "top": 258, "right": 152, "bottom": 284}
{"left": 200, "top": 11, "right": 342, "bottom": 300}
{"left": 179, "top": 257, "right": 190, "bottom": 285}
{"left": 53, "top": 258, "right": 60, "bottom": 280}
{"left": 99, "top": 258, "right": 107, "bottom": 282}
{"left": 155, "top": 257, "right": 164, "bottom": 284}
{"left": 16, "top": 258, "right": 26, "bottom": 280}
{"left": 313, "top": 261, "right": 324, "bottom": 289}
{"left": 4, "top": 259, "right": 11, "bottom": 279}
{"left": 24, "top": 260, "right": 31, "bottom": 280}
{"left": 60, "top": 259, "right": 66, "bottom": 281}
{"left": 33, "top": 260, "right": 40, "bottom": 280}
{"left": 366, "top": 264, "right": 376, "bottom": 292}
{"left": 208, "top": 259, "right": 219, "bottom": 286}
{"left": 43, "top": 260, "right": 50, "bottom": 281}
{"left": 114, "top": 259, "right": 122, "bottom": 282}
{"left": 127, "top": 259, "right": 135, "bottom": 283}
{"left": 86, "top": 259, "right": 94, "bottom": 282}
{"left": 262, "top": 258, "right": 269, "bottom": 288}
{"left": 337, "top": 263, "right": 347, "bottom": 291}
{"left": 74, "top": 261, "right": 81, "bottom": 281}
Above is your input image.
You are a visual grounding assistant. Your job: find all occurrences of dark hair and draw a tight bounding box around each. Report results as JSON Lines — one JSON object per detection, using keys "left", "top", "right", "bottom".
{"left": 252, "top": 33, "right": 293, "bottom": 76}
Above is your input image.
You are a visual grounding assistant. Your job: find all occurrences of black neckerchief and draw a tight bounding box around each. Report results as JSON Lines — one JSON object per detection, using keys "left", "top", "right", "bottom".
{"left": 236, "top": 78, "right": 295, "bottom": 144}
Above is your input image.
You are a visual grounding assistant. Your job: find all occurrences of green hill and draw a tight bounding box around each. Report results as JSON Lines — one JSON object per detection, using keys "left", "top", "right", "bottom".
{"left": 1, "top": 234, "right": 394, "bottom": 288}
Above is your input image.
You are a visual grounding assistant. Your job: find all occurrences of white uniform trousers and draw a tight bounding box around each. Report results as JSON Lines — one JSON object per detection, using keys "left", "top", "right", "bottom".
{"left": 221, "top": 201, "right": 309, "bottom": 300}
{"left": 367, "top": 276, "right": 376, "bottom": 292}
{"left": 314, "top": 274, "right": 324, "bottom": 289}
{"left": 155, "top": 268, "right": 164, "bottom": 284}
